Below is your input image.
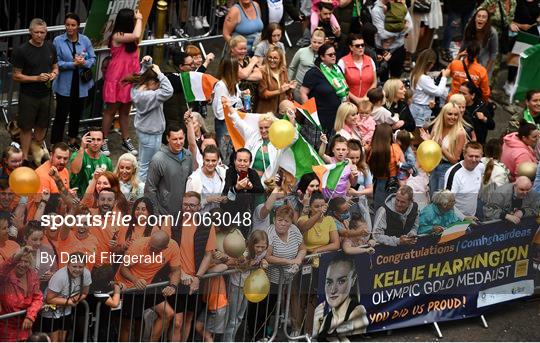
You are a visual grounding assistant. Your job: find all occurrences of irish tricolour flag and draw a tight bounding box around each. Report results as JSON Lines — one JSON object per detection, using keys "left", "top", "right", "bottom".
{"left": 438, "top": 221, "right": 472, "bottom": 244}
{"left": 294, "top": 97, "right": 322, "bottom": 130}
{"left": 180, "top": 72, "right": 218, "bottom": 102}
{"left": 312, "top": 161, "right": 348, "bottom": 192}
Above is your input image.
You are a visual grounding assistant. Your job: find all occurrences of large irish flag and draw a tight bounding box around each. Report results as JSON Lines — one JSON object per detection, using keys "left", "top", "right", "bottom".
{"left": 180, "top": 72, "right": 218, "bottom": 102}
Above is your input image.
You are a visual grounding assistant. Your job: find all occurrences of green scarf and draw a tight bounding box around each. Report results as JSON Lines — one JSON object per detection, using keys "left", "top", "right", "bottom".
{"left": 320, "top": 63, "right": 349, "bottom": 100}
{"left": 523, "top": 108, "right": 540, "bottom": 130}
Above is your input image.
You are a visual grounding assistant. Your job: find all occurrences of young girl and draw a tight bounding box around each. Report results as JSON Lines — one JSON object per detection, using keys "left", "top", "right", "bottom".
{"left": 185, "top": 44, "right": 216, "bottom": 118}
{"left": 395, "top": 130, "right": 418, "bottom": 182}
{"left": 480, "top": 138, "right": 510, "bottom": 202}
{"left": 254, "top": 23, "right": 286, "bottom": 59}
{"left": 42, "top": 252, "right": 92, "bottom": 342}
{"left": 222, "top": 230, "right": 268, "bottom": 342}
{"left": 320, "top": 135, "right": 358, "bottom": 199}
{"left": 357, "top": 100, "right": 376, "bottom": 148}
{"left": 124, "top": 56, "right": 173, "bottom": 182}
{"left": 101, "top": 8, "right": 142, "bottom": 157}
{"left": 310, "top": 0, "right": 340, "bottom": 33}
{"left": 342, "top": 213, "right": 376, "bottom": 255}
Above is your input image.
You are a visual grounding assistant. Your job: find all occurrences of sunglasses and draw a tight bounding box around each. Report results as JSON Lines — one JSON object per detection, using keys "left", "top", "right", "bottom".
{"left": 325, "top": 52, "right": 336, "bottom": 57}
{"left": 352, "top": 43, "right": 365, "bottom": 48}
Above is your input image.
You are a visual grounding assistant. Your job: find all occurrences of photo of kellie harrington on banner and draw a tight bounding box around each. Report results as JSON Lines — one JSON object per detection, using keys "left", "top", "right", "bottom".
{"left": 313, "top": 257, "right": 369, "bottom": 340}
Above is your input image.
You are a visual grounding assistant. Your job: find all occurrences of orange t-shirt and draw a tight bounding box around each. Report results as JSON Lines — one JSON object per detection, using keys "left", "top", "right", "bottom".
{"left": 35, "top": 161, "right": 70, "bottom": 194}
{"left": 0, "top": 240, "right": 20, "bottom": 263}
{"left": 117, "top": 225, "right": 171, "bottom": 248}
{"left": 177, "top": 222, "right": 216, "bottom": 276}
{"left": 114, "top": 237, "right": 181, "bottom": 288}
{"left": 88, "top": 209, "right": 125, "bottom": 267}
{"left": 448, "top": 59, "right": 490, "bottom": 101}
{"left": 389, "top": 143, "right": 404, "bottom": 177}
{"left": 202, "top": 275, "right": 228, "bottom": 311}
{"left": 75, "top": 233, "right": 99, "bottom": 271}
{"left": 52, "top": 230, "right": 86, "bottom": 268}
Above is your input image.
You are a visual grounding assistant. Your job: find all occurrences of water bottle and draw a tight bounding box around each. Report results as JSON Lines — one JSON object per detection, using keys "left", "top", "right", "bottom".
{"left": 243, "top": 93, "right": 251, "bottom": 112}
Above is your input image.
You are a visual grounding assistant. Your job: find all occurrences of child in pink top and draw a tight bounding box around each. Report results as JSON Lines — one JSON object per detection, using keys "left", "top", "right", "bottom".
{"left": 357, "top": 100, "right": 376, "bottom": 148}
{"left": 310, "top": 0, "right": 340, "bottom": 33}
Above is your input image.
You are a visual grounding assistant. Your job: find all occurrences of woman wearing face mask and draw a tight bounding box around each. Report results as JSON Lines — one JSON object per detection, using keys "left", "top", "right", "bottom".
{"left": 461, "top": 8, "right": 498, "bottom": 79}
{"left": 0, "top": 246, "right": 43, "bottom": 342}
{"left": 42, "top": 251, "right": 91, "bottom": 342}
{"left": 328, "top": 197, "right": 352, "bottom": 234}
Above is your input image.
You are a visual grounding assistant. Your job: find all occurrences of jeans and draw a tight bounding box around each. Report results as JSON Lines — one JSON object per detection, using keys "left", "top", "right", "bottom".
{"left": 222, "top": 283, "right": 247, "bottom": 341}
{"left": 136, "top": 130, "right": 162, "bottom": 183}
{"left": 429, "top": 161, "right": 452, "bottom": 197}
{"left": 442, "top": 8, "right": 474, "bottom": 49}
{"left": 214, "top": 118, "right": 228, "bottom": 149}
{"left": 410, "top": 103, "right": 433, "bottom": 128}
{"left": 373, "top": 178, "right": 389, "bottom": 211}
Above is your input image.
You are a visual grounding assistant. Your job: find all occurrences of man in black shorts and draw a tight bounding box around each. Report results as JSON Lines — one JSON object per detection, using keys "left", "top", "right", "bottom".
{"left": 12, "top": 18, "right": 58, "bottom": 164}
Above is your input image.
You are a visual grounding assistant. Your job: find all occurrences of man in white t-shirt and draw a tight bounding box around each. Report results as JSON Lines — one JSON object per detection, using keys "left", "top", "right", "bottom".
{"left": 444, "top": 142, "right": 484, "bottom": 217}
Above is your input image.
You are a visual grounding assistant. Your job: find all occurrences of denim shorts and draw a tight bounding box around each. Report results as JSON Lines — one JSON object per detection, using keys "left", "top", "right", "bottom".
{"left": 410, "top": 103, "right": 433, "bottom": 128}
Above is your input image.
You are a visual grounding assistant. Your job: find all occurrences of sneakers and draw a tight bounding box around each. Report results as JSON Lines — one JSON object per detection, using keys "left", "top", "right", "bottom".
{"left": 122, "top": 138, "right": 138, "bottom": 156}
{"left": 192, "top": 16, "right": 203, "bottom": 30}
{"left": 503, "top": 82, "right": 515, "bottom": 97}
{"left": 216, "top": 6, "right": 228, "bottom": 17}
{"left": 201, "top": 16, "right": 209, "bottom": 28}
{"left": 101, "top": 139, "right": 111, "bottom": 157}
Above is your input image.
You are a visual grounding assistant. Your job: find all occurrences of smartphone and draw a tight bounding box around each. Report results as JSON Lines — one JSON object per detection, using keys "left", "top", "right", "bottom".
{"left": 277, "top": 169, "right": 284, "bottom": 187}
{"left": 239, "top": 170, "right": 248, "bottom": 180}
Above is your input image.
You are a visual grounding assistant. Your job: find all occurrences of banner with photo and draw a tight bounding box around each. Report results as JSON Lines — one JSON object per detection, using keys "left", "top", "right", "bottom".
{"left": 314, "top": 217, "right": 540, "bottom": 339}
{"left": 83, "top": 0, "right": 155, "bottom": 49}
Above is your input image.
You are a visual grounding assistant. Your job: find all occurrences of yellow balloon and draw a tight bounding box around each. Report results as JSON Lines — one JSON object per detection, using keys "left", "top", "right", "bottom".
{"left": 244, "top": 268, "right": 270, "bottom": 303}
{"left": 417, "top": 140, "right": 442, "bottom": 173}
{"left": 8, "top": 167, "right": 40, "bottom": 195}
{"left": 223, "top": 229, "right": 246, "bottom": 258}
{"left": 268, "top": 119, "right": 295, "bottom": 149}
{"left": 517, "top": 161, "right": 537, "bottom": 180}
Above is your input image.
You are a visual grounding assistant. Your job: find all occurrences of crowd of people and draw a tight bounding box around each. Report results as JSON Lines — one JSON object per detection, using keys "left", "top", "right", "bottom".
{"left": 1, "top": 0, "right": 540, "bottom": 341}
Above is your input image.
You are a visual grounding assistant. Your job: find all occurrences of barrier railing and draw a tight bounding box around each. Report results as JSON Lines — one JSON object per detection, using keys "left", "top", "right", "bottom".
{"left": 0, "top": 299, "right": 90, "bottom": 342}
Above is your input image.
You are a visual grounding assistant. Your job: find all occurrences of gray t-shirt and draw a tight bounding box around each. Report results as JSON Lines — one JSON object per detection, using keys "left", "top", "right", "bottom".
{"left": 43, "top": 266, "right": 92, "bottom": 318}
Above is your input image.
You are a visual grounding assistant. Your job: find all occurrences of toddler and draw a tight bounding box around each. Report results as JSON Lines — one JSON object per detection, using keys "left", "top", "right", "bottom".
{"left": 395, "top": 129, "right": 418, "bottom": 181}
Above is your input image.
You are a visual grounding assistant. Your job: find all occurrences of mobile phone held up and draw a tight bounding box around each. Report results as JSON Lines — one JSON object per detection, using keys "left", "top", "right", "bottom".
{"left": 238, "top": 170, "right": 248, "bottom": 180}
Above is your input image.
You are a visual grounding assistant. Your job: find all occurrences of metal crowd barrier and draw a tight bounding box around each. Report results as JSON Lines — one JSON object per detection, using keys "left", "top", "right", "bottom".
{"left": 0, "top": 299, "right": 90, "bottom": 342}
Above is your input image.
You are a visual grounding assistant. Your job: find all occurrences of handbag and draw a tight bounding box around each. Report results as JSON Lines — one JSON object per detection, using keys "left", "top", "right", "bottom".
{"left": 80, "top": 68, "right": 93, "bottom": 83}
{"left": 385, "top": 176, "right": 400, "bottom": 194}
{"left": 496, "top": 0, "right": 511, "bottom": 54}
{"left": 413, "top": 0, "right": 431, "bottom": 14}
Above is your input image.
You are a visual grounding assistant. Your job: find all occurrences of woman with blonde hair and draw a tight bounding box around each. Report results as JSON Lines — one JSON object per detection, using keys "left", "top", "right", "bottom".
{"left": 114, "top": 153, "right": 144, "bottom": 204}
{"left": 383, "top": 79, "right": 416, "bottom": 132}
{"left": 420, "top": 102, "right": 468, "bottom": 195}
{"left": 257, "top": 46, "right": 296, "bottom": 113}
{"left": 229, "top": 35, "right": 262, "bottom": 111}
{"left": 334, "top": 102, "right": 362, "bottom": 141}
{"left": 223, "top": 97, "right": 282, "bottom": 184}
{"left": 449, "top": 93, "right": 475, "bottom": 140}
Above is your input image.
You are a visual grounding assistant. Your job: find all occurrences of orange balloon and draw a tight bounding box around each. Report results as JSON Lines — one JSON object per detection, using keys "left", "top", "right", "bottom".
{"left": 9, "top": 167, "right": 40, "bottom": 195}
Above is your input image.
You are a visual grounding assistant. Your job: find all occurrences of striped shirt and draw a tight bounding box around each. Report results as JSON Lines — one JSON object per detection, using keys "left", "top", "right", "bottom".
{"left": 267, "top": 224, "right": 303, "bottom": 284}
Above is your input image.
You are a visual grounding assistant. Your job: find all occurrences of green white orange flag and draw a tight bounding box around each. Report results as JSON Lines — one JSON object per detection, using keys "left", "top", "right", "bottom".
{"left": 438, "top": 221, "right": 472, "bottom": 244}
{"left": 278, "top": 127, "right": 324, "bottom": 179}
{"left": 312, "top": 161, "right": 348, "bottom": 191}
{"left": 223, "top": 105, "right": 262, "bottom": 150}
{"left": 180, "top": 72, "right": 218, "bottom": 102}
{"left": 293, "top": 97, "right": 322, "bottom": 130}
